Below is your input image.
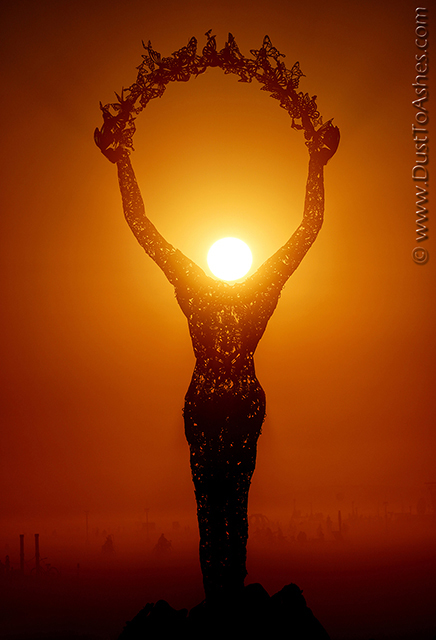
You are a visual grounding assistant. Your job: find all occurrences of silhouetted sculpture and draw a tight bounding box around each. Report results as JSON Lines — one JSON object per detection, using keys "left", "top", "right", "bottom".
{"left": 102, "top": 534, "right": 114, "bottom": 554}
{"left": 95, "top": 33, "right": 339, "bottom": 603}
{"left": 154, "top": 533, "right": 172, "bottom": 555}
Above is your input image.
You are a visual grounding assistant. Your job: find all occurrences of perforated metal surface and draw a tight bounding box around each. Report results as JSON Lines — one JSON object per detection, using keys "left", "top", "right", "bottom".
{"left": 116, "top": 154, "right": 326, "bottom": 598}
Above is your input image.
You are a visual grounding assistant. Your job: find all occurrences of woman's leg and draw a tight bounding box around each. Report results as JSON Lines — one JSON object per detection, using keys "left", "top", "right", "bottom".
{"left": 189, "top": 434, "right": 258, "bottom": 601}
{"left": 184, "top": 385, "right": 265, "bottom": 601}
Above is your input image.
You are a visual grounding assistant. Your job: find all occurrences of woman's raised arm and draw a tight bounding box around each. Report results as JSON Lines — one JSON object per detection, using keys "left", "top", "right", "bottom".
{"left": 95, "top": 110, "right": 196, "bottom": 286}
{"left": 246, "top": 122, "right": 339, "bottom": 294}
{"left": 115, "top": 155, "right": 208, "bottom": 293}
{"left": 95, "top": 112, "right": 206, "bottom": 287}
{"left": 116, "top": 155, "right": 178, "bottom": 277}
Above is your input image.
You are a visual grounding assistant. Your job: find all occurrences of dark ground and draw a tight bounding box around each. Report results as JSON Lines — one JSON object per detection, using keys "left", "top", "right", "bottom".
{"left": 1, "top": 528, "right": 435, "bottom": 640}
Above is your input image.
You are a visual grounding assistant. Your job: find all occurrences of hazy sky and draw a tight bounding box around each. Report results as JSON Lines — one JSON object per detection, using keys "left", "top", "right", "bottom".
{"left": 0, "top": 0, "right": 434, "bottom": 525}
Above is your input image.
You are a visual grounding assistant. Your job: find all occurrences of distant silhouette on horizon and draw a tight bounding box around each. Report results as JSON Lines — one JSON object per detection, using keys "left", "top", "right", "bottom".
{"left": 95, "top": 32, "right": 339, "bottom": 603}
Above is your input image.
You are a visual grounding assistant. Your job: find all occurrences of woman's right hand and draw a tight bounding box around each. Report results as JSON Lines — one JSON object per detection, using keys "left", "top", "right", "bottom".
{"left": 94, "top": 104, "right": 135, "bottom": 164}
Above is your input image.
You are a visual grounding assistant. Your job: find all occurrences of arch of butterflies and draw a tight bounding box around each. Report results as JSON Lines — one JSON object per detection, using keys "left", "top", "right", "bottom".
{"left": 97, "top": 31, "right": 324, "bottom": 156}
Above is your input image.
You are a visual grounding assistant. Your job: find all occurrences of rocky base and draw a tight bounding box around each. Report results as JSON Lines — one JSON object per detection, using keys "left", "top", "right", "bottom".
{"left": 118, "top": 582, "right": 330, "bottom": 639}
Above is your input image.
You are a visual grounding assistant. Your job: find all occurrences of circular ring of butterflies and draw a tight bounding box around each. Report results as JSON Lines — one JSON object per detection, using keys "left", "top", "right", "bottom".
{"left": 95, "top": 31, "right": 325, "bottom": 163}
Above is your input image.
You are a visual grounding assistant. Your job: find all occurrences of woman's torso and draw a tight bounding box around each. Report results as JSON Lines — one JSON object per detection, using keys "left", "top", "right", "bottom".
{"left": 176, "top": 273, "right": 279, "bottom": 409}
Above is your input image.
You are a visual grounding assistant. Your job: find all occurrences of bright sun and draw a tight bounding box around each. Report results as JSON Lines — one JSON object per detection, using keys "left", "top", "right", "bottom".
{"left": 207, "top": 237, "right": 253, "bottom": 281}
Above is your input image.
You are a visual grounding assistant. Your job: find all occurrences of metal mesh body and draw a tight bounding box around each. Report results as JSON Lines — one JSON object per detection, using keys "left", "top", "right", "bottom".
{"left": 116, "top": 155, "right": 325, "bottom": 598}
{"left": 94, "top": 28, "right": 340, "bottom": 603}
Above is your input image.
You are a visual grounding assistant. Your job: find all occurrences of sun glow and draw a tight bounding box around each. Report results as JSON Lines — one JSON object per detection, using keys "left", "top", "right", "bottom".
{"left": 207, "top": 237, "right": 253, "bottom": 281}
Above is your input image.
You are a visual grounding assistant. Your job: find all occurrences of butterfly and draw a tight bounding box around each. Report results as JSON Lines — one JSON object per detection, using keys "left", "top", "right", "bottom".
{"left": 140, "top": 40, "right": 163, "bottom": 73}
{"left": 170, "top": 36, "right": 198, "bottom": 82}
{"left": 200, "top": 29, "right": 219, "bottom": 67}
{"left": 172, "top": 36, "right": 198, "bottom": 61}
{"left": 250, "top": 35, "right": 284, "bottom": 65}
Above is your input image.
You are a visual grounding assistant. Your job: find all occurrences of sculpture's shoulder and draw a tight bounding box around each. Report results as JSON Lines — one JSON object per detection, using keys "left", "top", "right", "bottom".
{"left": 169, "top": 251, "right": 213, "bottom": 315}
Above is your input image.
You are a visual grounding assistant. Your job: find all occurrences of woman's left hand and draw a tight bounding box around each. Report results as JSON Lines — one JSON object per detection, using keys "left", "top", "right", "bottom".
{"left": 310, "top": 120, "right": 340, "bottom": 165}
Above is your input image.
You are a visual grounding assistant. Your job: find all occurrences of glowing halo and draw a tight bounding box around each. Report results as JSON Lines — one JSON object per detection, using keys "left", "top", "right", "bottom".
{"left": 94, "top": 31, "right": 330, "bottom": 164}
{"left": 207, "top": 237, "right": 253, "bottom": 281}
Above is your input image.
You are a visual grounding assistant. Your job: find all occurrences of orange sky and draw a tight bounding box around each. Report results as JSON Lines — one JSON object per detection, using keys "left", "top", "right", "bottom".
{"left": 0, "top": 0, "right": 434, "bottom": 526}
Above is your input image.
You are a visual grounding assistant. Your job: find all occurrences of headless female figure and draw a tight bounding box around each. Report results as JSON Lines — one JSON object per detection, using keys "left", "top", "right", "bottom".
{"left": 114, "top": 126, "right": 337, "bottom": 601}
